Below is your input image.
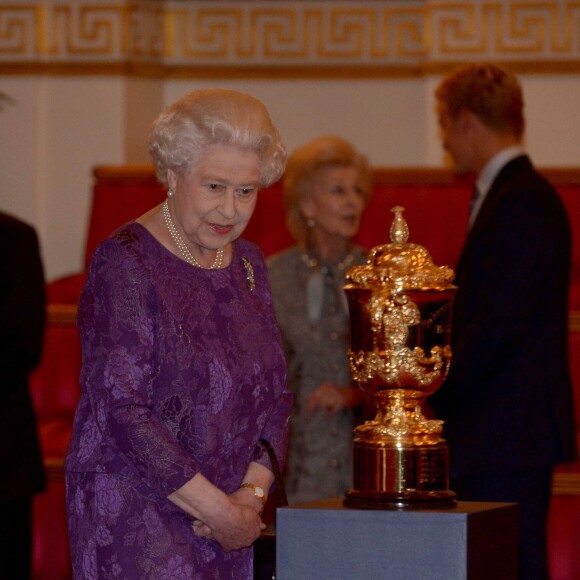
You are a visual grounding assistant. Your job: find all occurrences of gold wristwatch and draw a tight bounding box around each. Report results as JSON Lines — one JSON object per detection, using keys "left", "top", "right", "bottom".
{"left": 240, "top": 482, "right": 266, "bottom": 512}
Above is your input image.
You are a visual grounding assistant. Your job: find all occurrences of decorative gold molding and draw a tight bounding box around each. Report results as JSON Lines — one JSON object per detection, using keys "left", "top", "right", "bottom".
{"left": 2, "top": 1, "right": 580, "bottom": 78}
{"left": 42, "top": 461, "right": 580, "bottom": 494}
{"left": 47, "top": 303, "right": 77, "bottom": 326}
{"left": 40, "top": 305, "right": 580, "bottom": 344}
{"left": 93, "top": 163, "right": 580, "bottom": 183}
{"left": 44, "top": 457, "right": 65, "bottom": 481}
{"left": 553, "top": 472, "right": 580, "bottom": 496}
{"left": 570, "top": 311, "right": 580, "bottom": 333}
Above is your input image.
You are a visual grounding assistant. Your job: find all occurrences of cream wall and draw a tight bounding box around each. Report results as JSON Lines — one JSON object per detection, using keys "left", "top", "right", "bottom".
{"left": 0, "top": 77, "right": 126, "bottom": 280}
{"left": 163, "top": 79, "right": 428, "bottom": 168}
{"left": 2, "top": 0, "right": 580, "bottom": 282}
{"left": 166, "top": 75, "right": 580, "bottom": 169}
{"left": 522, "top": 76, "right": 580, "bottom": 166}
{"left": 125, "top": 78, "right": 164, "bottom": 163}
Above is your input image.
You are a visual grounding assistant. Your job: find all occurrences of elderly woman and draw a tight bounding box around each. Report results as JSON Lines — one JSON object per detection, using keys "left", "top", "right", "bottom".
{"left": 65, "top": 89, "right": 291, "bottom": 578}
{"left": 267, "top": 135, "right": 372, "bottom": 505}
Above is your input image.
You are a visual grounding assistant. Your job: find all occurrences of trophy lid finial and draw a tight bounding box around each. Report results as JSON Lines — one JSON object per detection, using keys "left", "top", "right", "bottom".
{"left": 346, "top": 206, "right": 456, "bottom": 291}
{"left": 390, "top": 206, "right": 409, "bottom": 245}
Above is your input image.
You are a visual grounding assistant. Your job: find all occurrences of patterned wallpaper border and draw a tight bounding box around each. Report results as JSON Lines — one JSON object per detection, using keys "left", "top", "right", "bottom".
{"left": 2, "top": 1, "right": 580, "bottom": 78}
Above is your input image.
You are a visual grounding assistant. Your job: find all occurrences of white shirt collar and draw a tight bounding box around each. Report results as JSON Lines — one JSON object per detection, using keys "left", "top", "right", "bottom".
{"left": 470, "top": 145, "right": 526, "bottom": 227}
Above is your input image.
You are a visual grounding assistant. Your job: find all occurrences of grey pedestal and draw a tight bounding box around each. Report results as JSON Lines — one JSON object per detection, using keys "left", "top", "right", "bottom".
{"left": 276, "top": 497, "right": 517, "bottom": 580}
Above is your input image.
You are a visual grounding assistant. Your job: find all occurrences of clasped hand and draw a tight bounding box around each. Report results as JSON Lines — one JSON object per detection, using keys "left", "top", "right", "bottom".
{"left": 191, "top": 489, "right": 265, "bottom": 552}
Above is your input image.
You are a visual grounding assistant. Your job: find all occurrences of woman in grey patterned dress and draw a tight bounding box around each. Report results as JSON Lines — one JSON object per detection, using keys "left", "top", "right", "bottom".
{"left": 267, "top": 136, "right": 372, "bottom": 504}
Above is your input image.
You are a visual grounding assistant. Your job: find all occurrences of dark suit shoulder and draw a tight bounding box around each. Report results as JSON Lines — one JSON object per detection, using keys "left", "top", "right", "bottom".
{"left": 496, "top": 156, "right": 562, "bottom": 200}
{"left": 486, "top": 156, "right": 570, "bottom": 230}
{"left": 0, "top": 211, "right": 38, "bottom": 244}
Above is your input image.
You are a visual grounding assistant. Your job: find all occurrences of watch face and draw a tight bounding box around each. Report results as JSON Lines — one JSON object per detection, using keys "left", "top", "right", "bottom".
{"left": 242, "top": 482, "right": 265, "bottom": 500}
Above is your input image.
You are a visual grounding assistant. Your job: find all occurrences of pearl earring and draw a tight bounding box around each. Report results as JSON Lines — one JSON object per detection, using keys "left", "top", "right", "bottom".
{"left": 167, "top": 189, "right": 174, "bottom": 198}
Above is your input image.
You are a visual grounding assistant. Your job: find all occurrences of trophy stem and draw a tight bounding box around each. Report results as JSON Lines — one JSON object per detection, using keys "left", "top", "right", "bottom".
{"left": 359, "top": 390, "right": 441, "bottom": 438}
{"left": 344, "top": 389, "right": 456, "bottom": 510}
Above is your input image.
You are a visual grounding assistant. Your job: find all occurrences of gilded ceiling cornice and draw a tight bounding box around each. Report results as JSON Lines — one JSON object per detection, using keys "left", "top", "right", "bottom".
{"left": 2, "top": 1, "right": 580, "bottom": 78}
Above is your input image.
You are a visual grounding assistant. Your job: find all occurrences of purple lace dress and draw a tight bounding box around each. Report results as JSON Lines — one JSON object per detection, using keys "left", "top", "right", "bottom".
{"left": 65, "top": 223, "right": 290, "bottom": 579}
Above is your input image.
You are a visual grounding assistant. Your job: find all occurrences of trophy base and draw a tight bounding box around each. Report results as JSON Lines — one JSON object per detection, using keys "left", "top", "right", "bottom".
{"left": 343, "top": 488, "right": 456, "bottom": 510}
{"left": 345, "top": 437, "right": 456, "bottom": 510}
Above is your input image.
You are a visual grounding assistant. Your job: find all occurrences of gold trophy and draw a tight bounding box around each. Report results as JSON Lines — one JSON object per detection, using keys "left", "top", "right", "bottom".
{"left": 344, "top": 207, "right": 457, "bottom": 509}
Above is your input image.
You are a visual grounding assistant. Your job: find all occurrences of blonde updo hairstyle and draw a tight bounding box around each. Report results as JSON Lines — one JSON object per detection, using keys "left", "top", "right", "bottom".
{"left": 149, "top": 88, "right": 286, "bottom": 188}
{"left": 283, "top": 135, "right": 372, "bottom": 244}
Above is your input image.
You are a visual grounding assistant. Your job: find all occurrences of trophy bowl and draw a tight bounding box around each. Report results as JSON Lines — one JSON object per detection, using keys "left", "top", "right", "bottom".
{"left": 344, "top": 207, "right": 457, "bottom": 509}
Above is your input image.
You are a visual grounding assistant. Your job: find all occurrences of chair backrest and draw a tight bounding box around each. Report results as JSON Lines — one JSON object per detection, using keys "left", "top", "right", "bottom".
{"left": 29, "top": 305, "right": 81, "bottom": 423}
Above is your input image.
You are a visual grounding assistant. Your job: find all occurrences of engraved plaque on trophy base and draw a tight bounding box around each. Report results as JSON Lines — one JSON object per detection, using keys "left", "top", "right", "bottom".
{"left": 344, "top": 437, "right": 456, "bottom": 509}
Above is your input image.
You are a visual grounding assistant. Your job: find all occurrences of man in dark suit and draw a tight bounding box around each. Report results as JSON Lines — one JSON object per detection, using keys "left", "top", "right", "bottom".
{"left": 429, "top": 63, "right": 577, "bottom": 579}
{"left": 0, "top": 211, "right": 46, "bottom": 578}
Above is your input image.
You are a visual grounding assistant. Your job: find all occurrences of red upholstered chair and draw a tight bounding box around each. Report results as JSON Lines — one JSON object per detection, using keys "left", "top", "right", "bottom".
{"left": 541, "top": 173, "right": 580, "bottom": 580}
{"left": 45, "top": 274, "right": 86, "bottom": 306}
{"left": 31, "top": 308, "right": 81, "bottom": 461}
{"left": 557, "top": 185, "right": 580, "bottom": 311}
{"left": 245, "top": 169, "right": 472, "bottom": 265}
{"left": 84, "top": 166, "right": 166, "bottom": 270}
{"left": 548, "top": 322, "right": 580, "bottom": 580}
{"left": 29, "top": 305, "right": 80, "bottom": 580}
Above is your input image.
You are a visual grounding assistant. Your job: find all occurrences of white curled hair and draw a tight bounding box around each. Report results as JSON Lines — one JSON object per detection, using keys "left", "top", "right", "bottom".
{"left": 149, "top": 88, "right": 286, "bottom": 187}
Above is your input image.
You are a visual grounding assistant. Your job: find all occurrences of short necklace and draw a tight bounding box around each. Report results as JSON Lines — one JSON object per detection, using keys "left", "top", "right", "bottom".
{"left": 162, "top": 200, "right": 224, "bottom": 269}
{"left": 301, "top": 249, "right": 355, "bottom": 273}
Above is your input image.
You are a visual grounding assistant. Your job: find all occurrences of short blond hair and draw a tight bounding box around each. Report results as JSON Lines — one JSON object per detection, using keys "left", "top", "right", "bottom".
{"left": 149, "top": 88, "right": 286, "bottom": 187}
{"left": 283, "top": 135, "right": 372, "bottom": 243}
{"left": 436, "top": 63, "right": 525, "bottom": 139}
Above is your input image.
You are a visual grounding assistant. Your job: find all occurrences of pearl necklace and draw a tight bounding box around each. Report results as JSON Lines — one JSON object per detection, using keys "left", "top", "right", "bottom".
{"left": 162, "top": 200, "right": 224, "bottom": 269}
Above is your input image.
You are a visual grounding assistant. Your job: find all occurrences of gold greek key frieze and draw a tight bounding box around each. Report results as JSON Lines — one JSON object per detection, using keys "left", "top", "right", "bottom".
{"left": 168, "top": 5, "right": 424, "bottom": 62}
{"left": 126, "top": 3, "right": 164, "bottom": 59}
{"left": 429, "top": 1, "right": 580, "bottom": 59}
{"left": 53, "top": 5, "right": 123, "bottom": 56}
{"left": 0, "top": 4, "right": 37, "bottom": 56}
{"left": 0, "top": 3, "right": 125, "bottom": 57}
{"left": 2, "top": 1, "right": 580, "bottom": 76}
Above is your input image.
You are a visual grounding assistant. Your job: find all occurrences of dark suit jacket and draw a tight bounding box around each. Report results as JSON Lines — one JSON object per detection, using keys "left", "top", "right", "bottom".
{"left": 430, "top": 155, "right": 577, "bottom": 476}
{"left": 0, "top": 211, "right": 46, "bottom": 499}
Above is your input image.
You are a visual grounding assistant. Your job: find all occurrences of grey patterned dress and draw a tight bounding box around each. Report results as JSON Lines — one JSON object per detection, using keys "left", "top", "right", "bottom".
{"left": 267, "top": 245, "right": 367, "bottom": 504}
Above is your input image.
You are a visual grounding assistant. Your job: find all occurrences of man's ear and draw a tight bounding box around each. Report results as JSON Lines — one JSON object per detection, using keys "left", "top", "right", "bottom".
{"left": 457, "top": 107, "right": 474, "bottom": 132}
{"left": 460, "top": 107, "right": 485, "bottom": 135}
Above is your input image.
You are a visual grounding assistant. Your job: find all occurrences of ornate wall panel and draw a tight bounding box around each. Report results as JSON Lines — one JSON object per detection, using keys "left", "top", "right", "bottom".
{"left": 427, "top": 1, "right": 580, "bottom": 70}
{"left": 1, "top": 0, "right": 580, "bottom": 76}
